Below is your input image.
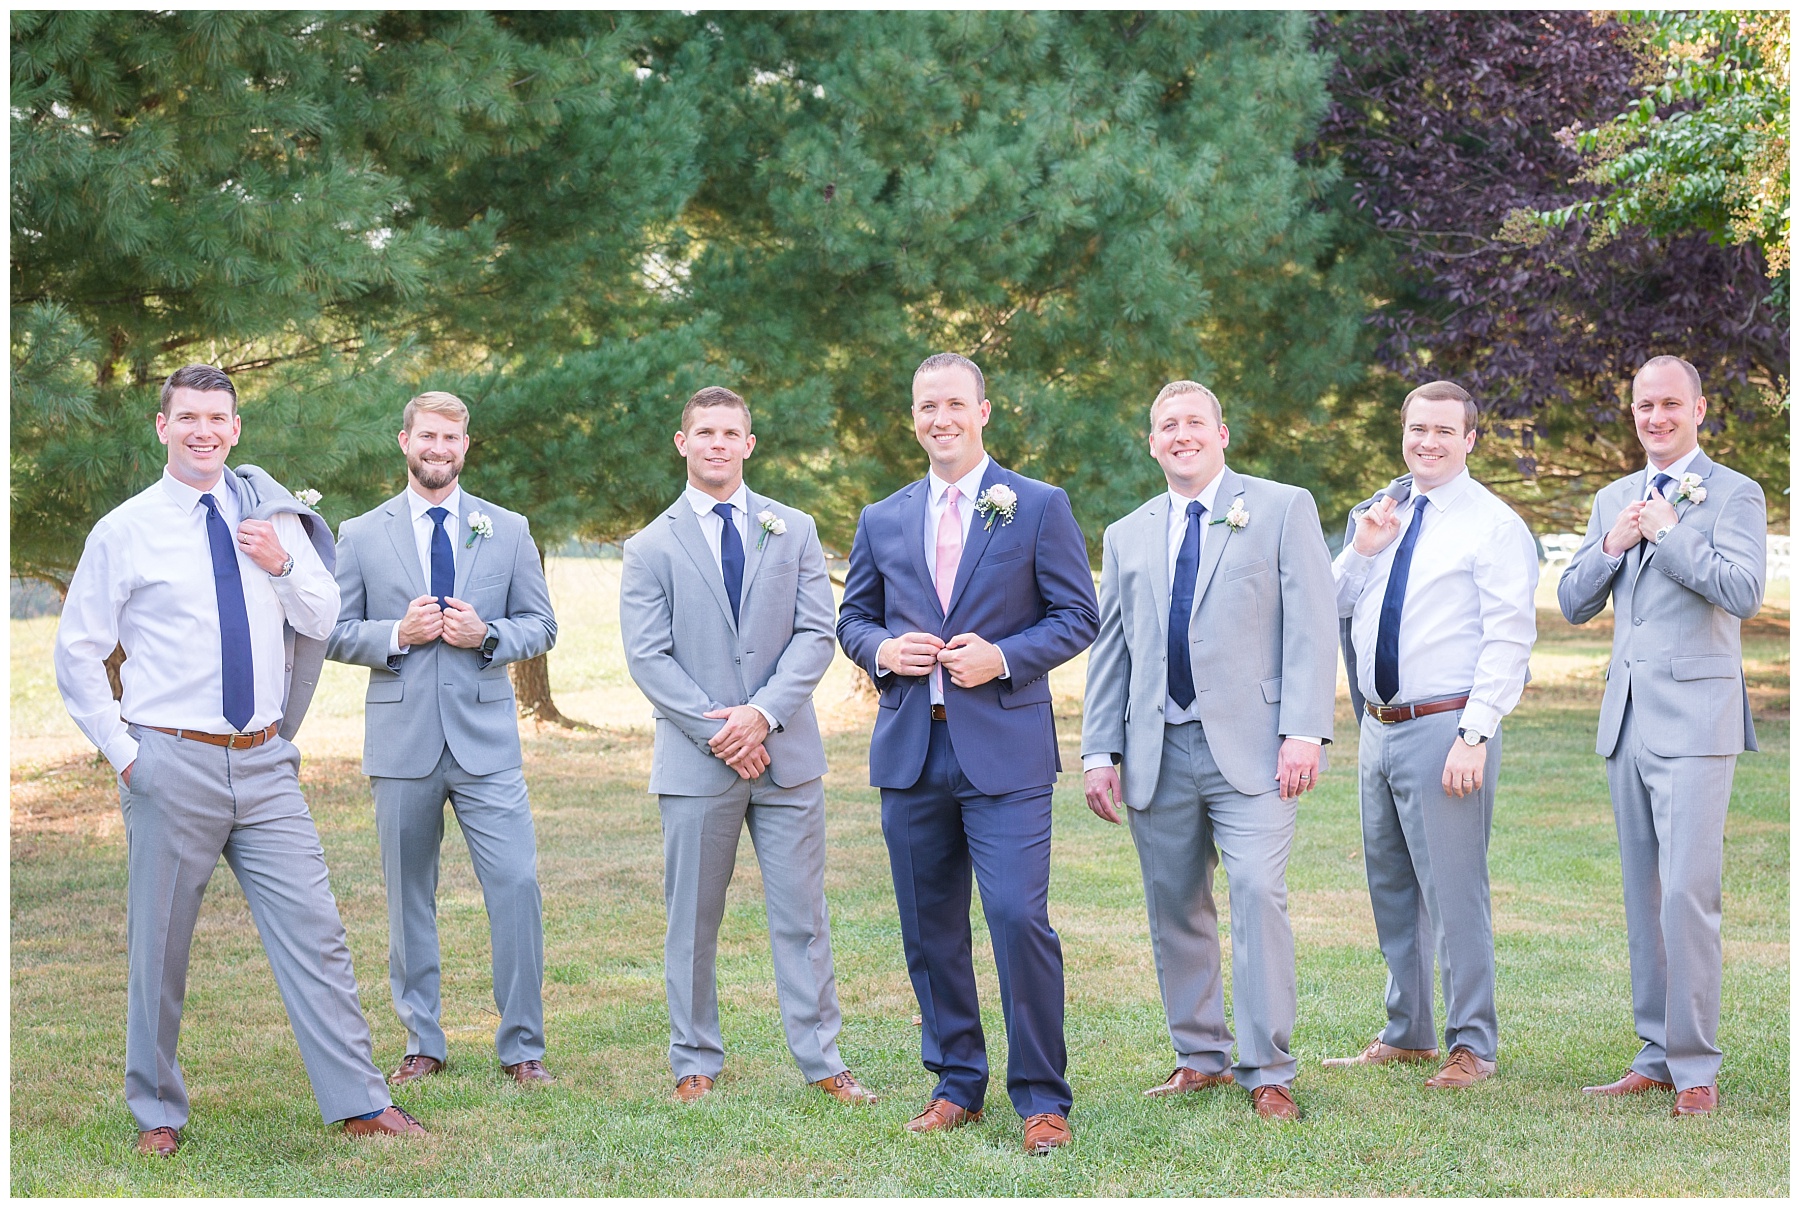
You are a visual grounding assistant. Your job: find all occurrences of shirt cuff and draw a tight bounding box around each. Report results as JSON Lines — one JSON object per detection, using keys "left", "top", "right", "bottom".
{"left": 389, "top": 621, "right": 409, "bottom": 656}
{"left": 874, "top": 637, "right": 895, "bottom": 678}
{"left": 1284, "top": 735, "right": 1323, "bottom": 745}
{"left": 104, "top": 735, "right": 139, "bottom": 776}
{"left": 749, "top": 703, "right": 781, "bottom": 733}
{"left": 1081, "top": 752, "right": 1118, "bottom": 772}
{"left": 997, "top": 649, "right": 1011, "bottom": 680}
{"left": 1456, "top": 700, "right": 1501, "bottom": 739}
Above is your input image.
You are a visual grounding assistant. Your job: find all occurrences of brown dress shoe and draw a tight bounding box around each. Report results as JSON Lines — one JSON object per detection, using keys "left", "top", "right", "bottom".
{"left": 1424, "top": 1046, "right": 1496, "bottom": 1088}
{"left": 1144, "top": 1066, "right": 1236, "bottom": 1097}
{"left": 813, "top": 1070, "right": 878, "bottom": 1104}
{"left": 343, "top": 1106, "right": 427, "bottom": 1137}
{"left": 136, "top": 1127, "right": 180, "bottom": 1157}
{"left": 1672, "top": 1085, "right": 1719, "bottom": 1116}
{"left": 905, "top": 1098, "right": 982, "bottom": 1133}
{"left": 1250, "top": 1085, "right": 1299, "bottom": 1121}
{"left": 1322, "top": 1039, "right": 1439, "bottom": 1067}
{"left": 674, "top": 1074, "right": 715, "bottom": 1103}
{"left": 1582, "top": 1069, "right": 1675, "bottom": 1096}
{"left": 503, "top": 1059, "right": 555, "bottom": 1086}
{"left": 388, "top": 1054, "right": 444, "bottom": 1086}
{"left": 1022, "top": 1112, "right": 1072, "bottom": 1153}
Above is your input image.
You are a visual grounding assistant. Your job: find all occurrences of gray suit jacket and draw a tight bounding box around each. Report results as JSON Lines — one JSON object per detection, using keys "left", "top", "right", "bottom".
{"left": 1082, "top": 467, "right": 1339, "bottom": 804}
{"left": 231, "top": 464, "right": 336, "bottom": 740}
{"left": 620, "top": 490, "right": 834, "bottom": 797}
{"left": 1557, "top": 449, "right": 1764, "bottom": 758}
{"left": 327, "top": 490, "right": 557, "bottom": 778}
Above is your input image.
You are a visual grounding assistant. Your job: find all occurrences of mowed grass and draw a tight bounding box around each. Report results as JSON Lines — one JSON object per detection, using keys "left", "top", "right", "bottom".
{"left": 10, "top": 559, "right": 1789, "bottom": 1195}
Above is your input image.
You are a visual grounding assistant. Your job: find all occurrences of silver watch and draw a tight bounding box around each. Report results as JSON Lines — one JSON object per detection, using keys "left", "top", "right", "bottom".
{"left": 276, "top": 554, "right": 295, "bottom": 577}
{"left": 1459, "top": 728, "right": 1487, "bottom": 747}
{"left": 1652, "top": 523, "right": 1673, "bottom": 544}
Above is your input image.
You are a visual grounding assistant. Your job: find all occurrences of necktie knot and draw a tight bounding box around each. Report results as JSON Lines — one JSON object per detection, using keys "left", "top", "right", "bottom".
{"left": 1187, "top": 499, "right": 1206, "bottom": 521}
{"left": 713, "top": 501, "right": 734, "bottom": 521}
{"left": 427, "top": 505, "right": 449, "bottom": 527}
{"left": 1651, "top": 472, "right": 1675, "bottom": 499}
{"left": 200, "top": 492, "right": 221, "bottom": 516}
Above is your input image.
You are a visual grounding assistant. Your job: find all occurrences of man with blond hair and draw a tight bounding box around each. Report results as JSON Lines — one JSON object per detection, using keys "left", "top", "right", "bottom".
{"left": 328, "top": 390, "right": 559, "bottom": 1088}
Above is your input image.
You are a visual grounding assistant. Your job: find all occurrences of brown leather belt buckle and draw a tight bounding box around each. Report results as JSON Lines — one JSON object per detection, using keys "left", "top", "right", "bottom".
{"left": 931, "top": 704, "right": 947, "bottom": 722}
{"left": 1366, "top": 703, "right": 1404, "bottom": 724}
{"left": 1365, "top": 695, "right": 1469, "bottom": 726}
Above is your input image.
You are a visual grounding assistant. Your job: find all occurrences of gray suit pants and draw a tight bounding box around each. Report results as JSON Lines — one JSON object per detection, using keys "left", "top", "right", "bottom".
{"left": 371, "top": 748, "right": 545, "bottom": 1066}
{"left": 1607, "top": 700, "right": 1734, "bottom": 1090}
{"left": 119, "top": 726, "right": 389, "bottom": 1130}
{"left": 660, "top": 773, "right": 844, "bottom": 1083}
{"left": 1358, "top": 709, "right": 1500, "bottom": 1061}
{"left": 1128, "top": 722, "right": 1298, "bottom": 1090}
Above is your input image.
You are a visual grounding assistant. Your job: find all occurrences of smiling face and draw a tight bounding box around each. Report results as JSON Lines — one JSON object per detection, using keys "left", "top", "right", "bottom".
{"left": 912, "top": 364, "right": 990, "bottom": 482}
{"left": 1401, "top": 396, "right": 1476, "bottom": 492}
{"left": 1148, "top": 389, "right": 1229, "bottom": 495}
{"left": 1631, "top": 361, "right": 1707, "bottom": 469}
{"left": 675, "top": 403, "right": 755, "bottom": 499}
{"left": 399, "top": 410, "right": 470, "bottom": 496}
{"left": 156, "top": 387, "right": 241, "bottom": 489}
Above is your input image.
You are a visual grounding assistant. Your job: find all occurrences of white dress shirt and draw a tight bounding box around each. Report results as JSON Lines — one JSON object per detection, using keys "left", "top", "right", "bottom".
{"left": 1082, "top": 469, "right": 1316, "bottom": 772}
{"left": 1333, "top": 470, "right": 1538, "bottom": 738}
{"left": 54, "top": 469, "right": 339, "bottom": 773}
{"left": 390, "top": 484, "right": 465, "bottom": 655}
{"left": 683, "top": 481, "right": 777, "bottom": 731}
{"left": 1601, "top": 445, "right": 1704, "bottom": 568}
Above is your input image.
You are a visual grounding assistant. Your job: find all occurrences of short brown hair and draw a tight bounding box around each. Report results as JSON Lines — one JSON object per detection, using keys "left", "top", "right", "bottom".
{"left": 1401, "top": 380, "right": 1478, "bottom": 434}
{"left": 1150, "top": 379, "right": 1223, "bottom": 426}
{"left": 913, "top": 352, "right": 986, "bottom": 402}
{"left": 1633, "top": 354, "right": 1703, "bottom": 399}
{"left": 681, "top": 385, "right": 751, "bottom": 432}
{"left": 160, "top": 363, "right": 236, "bottom": 415}
{"left": 402, "top": 390, "right": 470, "bottom": 433}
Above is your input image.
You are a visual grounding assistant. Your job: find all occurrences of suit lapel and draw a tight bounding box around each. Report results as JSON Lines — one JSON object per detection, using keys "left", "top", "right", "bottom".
{"left": 1189, "top": 466, "right": 1242, "bottom": 617}
{"left": 1143, "top": 493, "right": 1171, "bottom": 638}
{"left": 943, "top": 461, "right": 1005, "bottom": 622}
{"left": 1674, "top": 449, "right": 1715, "bottom": 522}
{"left": 454, "top": 492, "right": 489, "bottom": 598}
{"left": 384, "top": 494, "right": 427, "bottom": 597}
{"left": 898, "top": 480, "right": 941, "bottom": 620}
{"left": 670, "top": 500, "right": 738, "bottom": 634}
{"left": 737, "top": 490, "right": 771, "bottom": 615}
{"left": 1627, "top": 468, "right": 1661, "bottom": 584}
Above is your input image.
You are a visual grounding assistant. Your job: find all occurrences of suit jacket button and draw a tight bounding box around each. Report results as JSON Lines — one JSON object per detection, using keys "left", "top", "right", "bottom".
{"left": 1634, "top": 618, "right": 1643, "bottom": 625}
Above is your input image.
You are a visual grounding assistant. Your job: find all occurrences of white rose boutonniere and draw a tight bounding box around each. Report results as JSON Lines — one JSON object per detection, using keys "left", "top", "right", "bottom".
{"left": 1211, "top": 498, "right": 1250, "bottom": 531}
{"left": 466, "top": 509, "right": 493, "bottom": 548}
{"left": 756, "top": 508, "right": 787, "bottom": 550}
{"left": 975, "top": 483, "right": 1018, "bottom": 530}
{"left": 293, "top": 487, "right": 323, "bottom": 509}
{"left": 1672, "top": 472, "right": 1707, "bottom": 505}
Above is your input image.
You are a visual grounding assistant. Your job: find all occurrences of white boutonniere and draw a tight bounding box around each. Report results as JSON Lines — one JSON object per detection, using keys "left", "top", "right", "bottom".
{"left": 1671, "top": 472, "right": 1707, "bottom": 505}
{"left": 1210, "top": 498, "right": 1250, "bottom": 531}
{"left": 975, "top": 483, "right": 1018, "bottom": 530}
{"left": 466, "top": 509, "right": 493, "bottom": 547}
{"left": 292, "top": 487, "right": 322, "bottom": 509}
{"left": 756, "top": 508, "right": 787, "bottom": 550}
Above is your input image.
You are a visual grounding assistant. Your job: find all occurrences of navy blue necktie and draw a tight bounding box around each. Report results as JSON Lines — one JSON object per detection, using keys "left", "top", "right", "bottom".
{"left": 1373, "top": 499, "right": 1428, "bottom": 704}
{"left": 199, "top": 493, "right": 255, "bottom": 731}
{"left": 1167, "top": 499, "right": 1206, "bottom": 709}
{"left": 426, "top": 506, "right": 454, "bottom": 609}
{"left": 1651, "top": 472, "right": 1675, "bottom": 501}
{"left": 714, "top": 501, "right": 744, "bottom": 624}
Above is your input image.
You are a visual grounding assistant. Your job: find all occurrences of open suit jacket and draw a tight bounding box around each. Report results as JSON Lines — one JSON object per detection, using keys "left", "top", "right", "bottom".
{"left": 1082, "top": 467, "right": 1338, "bottom": 805}
{"left": 1557, "top": 449, "right": 1764, "bottom": 758}
{"left": 619, "top": 490, "right": 835, "bottom": 797}
{"left": 327, "top": 490, "right": 557, "bottom": 778}
{"left": 836, "top": 460, "right": 1098, "bottom": 796}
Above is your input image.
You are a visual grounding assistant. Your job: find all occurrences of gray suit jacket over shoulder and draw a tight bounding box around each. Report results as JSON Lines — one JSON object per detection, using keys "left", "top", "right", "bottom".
{"left": 327, "top": 491, "right": 557, "bottom": 779}
{"left": 231, "top": 464, "right": 337, "bottom": 740}
{"left": 620, "top": 490, "right": 834, "bottom": 797}
{"left": 1557, "top": 450, "right": 1764, "bottom": 758}
{"left": 1082, "top": 467, "right": 1339, "bottom": 804}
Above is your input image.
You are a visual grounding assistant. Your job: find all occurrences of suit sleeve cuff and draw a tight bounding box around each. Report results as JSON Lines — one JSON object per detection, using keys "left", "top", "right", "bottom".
{"left": 1081, "top": 752, "right": 1118, "bottom": 772}
{"left": 749, "top": 703, "right": 781, "bottom": 733}
{"left": 389, "top": 621, "right": 409, "bottom": 656}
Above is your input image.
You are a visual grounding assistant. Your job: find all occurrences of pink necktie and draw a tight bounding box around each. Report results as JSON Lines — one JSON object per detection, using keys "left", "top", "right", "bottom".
{"left": 934, "top": 487, "right": 963, "bottom": 696}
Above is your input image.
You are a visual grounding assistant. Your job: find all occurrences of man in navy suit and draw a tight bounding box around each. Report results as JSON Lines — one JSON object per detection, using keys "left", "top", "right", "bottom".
{"left": 838, "top": 352, "right": 1098, "bottom": 1154}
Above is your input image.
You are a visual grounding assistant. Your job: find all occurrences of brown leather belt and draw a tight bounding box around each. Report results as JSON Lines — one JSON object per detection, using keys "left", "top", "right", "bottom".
{"left": 931, "top": 704, "right": 947, "bottom": 721}
{"left": 139, "top": 721, "right": 280, "bottom": 750}
{"left": 1365, "top": 695, "right": 1469, "bottom": 725}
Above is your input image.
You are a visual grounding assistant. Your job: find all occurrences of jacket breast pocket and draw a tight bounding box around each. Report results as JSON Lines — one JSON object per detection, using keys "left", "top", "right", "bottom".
{"left": 366, "top": 680, "right": 405, "bottom": 704}
{"left": 1226, "top": 559, "right": 1269, "bottom": 582}
{"left": 985, "top": 543, "right": 1026, "bottom": 567}
{"left": 1670, "top": 655, "right": 1737, "bottom": 681}
{"left": 477, "top": 677, "right": 515, "bottom": 703}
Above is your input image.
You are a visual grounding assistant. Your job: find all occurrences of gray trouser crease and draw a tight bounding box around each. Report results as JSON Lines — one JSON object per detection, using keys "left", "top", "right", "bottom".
{"left": 120, "top": 726, "right": 389, "bottom": 1130}
{"left": 1607, "top": 699, "right": 1733, "bottom": 1090}
{"left": 660, "top": 773, "right": 844, "bottom": 1083}
{"left": 371, "top": 747, "right": 546, "bottom": 1066}
{"left": 1128, "top": 722, "right": 1299, "bottom": 1090}
{"left": 1358, "top": 709, "right": 1500, "bottom": 1061}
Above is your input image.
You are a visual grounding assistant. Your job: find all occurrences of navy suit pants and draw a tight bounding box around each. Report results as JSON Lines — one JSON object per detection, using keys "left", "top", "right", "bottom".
{"left": 881, "top": 720, "right": 1071, "bottom": 1118}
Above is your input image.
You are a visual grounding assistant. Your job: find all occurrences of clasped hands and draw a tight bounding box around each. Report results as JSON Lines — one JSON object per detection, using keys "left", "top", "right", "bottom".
{"left": 1600, "top": 490, "right": 1677, "bottom": 557}
{"left": 703, "top": 704, "right": 771, "bottom": 780}
{"left": 397, "top": 594, "right": 489, "bottom": 648}
{"left": 877, "top": 631, "right": 1006, "bottom": 687}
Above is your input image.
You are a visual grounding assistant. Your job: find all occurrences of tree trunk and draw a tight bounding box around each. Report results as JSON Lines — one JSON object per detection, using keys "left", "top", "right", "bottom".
{"left": 105, "top": 643, "right": 126, "bottom": 700}
{"left": 510, "top": 540, "right": 591, "bottom": 730}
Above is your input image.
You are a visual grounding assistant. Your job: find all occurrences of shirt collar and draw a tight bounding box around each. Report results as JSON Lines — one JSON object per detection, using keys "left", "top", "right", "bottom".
{"left": 159, "top": 467, "right": 233, "bottom": 514}
{"left": 1168, "top": 465, "right": 1228, "bottom": 517}
{"left": 1415, "top": 468, "right": 1472, "bottom": 513}
{"left": 684, "top": 481, "right": 748, "bottom": 518}
{"left": 408, "top": 484, "right": 462, "bottom": 522}
{"left": 929, "top": 454, "right": 991, "bottom": 508}
{"left": 1645, "top": 446, "right": 1702, "bottom": 489}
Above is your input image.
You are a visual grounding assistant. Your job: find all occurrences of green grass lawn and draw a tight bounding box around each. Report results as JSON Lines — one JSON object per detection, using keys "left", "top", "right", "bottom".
{"left": 10, "top": 560, "right": 1789, "bottom": 1195}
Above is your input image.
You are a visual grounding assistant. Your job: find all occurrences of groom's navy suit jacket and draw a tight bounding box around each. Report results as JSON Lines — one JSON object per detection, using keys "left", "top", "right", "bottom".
{"left": 838, "top": 460, "right": 1098, "bottom": 796}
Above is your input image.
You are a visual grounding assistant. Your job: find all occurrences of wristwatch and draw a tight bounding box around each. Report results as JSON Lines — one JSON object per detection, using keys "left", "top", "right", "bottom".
{"left": 479, "top": 625, "right": 500, "bottom": 659}
{"left": 1652, "top": 523, "right": 1674, "bottom": 544}
{"left": 1458, "top": 728, "right": 1487, "bottom": 746}
{"left": 275, "top": 554, "right": 295, "bottom": 577}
